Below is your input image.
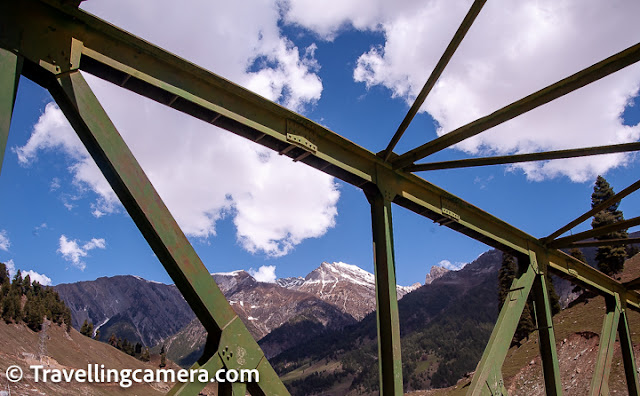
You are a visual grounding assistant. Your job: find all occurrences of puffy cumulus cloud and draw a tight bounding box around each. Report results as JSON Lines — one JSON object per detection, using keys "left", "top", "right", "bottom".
{"left": 57, "top": 235, "right": 107, "bottom": 270}
{"left": 249, "top": 265, "right": 278, "bottom": 283}
{"left": 17, "top": 1, "right": 340, "bottom": 257}
{"left": 3, "top": 260, "right": 52, "bottom": 286}
{"left": 339, "top": 0, "right": 640, "bottom": 182}
{"left": 81, "top": 0, "right": 322, "bottom": 112}
{"left": 438, "top": 259, "right": 466, "bottom": 271}
{"left": 0, "top": 230, "right": 9, "bottom": 251}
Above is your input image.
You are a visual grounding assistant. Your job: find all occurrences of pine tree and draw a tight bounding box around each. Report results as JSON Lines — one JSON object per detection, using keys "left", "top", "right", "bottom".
{"left": 108, "top": 333, "right": 117, "bottom": 347}
{"left": 140, "top": 347, "right": 151, "bottom": 362}
{"left": 94, "top": 329, "right": 101, "bottom": 341}
{"left": 23, "top": 296, "right": 44, "bottom": 331}
{"left": 159, "top": 344, "right": 167, "bottom": 368}
{"left": 80, "top": 319, "right": 90, "bottom": 336}
{"left": 22, "top": 274, "right": 31, "bottom": 295}
{"left": 545, "top": 276, "right": 561, "bottom": 316}
{"left": 0, "top": 262, "right": 9, "bottom": 284}
{"left": 591, "top": 175, "right": 628, "bottom": 275}
{"left": 159, "top": 350, "right": 167, "bottom": 368}
{"left": 2, "top": 291, "right": 21, "bottom": 323}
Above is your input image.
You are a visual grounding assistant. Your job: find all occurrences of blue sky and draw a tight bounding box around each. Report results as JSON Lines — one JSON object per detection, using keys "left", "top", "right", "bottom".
{"left": 1, "top": 0, "right": 640, "bottom": 287}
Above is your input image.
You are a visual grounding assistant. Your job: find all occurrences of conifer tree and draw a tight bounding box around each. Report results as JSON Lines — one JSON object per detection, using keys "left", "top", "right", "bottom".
{"left": 23, "top": 296, "right": 44, "bottom": 331}
{"left": 80, "top": 319, "right": 90, "bottom": 336}
{"left": 2, "top": 291, "right": 21, "bottom": 323}
{"left": 591, "top": 176, "right": 628, "bottom": 275}
{"left": 140, "top": 347, "right": 151, "bottom": 362}
{"left": 159, "top": 344, "right": 167, "bottom": 368}
{"left": 0, "top": 262, "right": 9, "bottom": 284}
{"left": 94, "top": 329, "right": 101, "bottom": 341}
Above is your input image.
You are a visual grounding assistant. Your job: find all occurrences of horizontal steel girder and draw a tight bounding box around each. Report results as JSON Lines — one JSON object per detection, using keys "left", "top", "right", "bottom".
{"left": 406, "top": 142, "right": 640, "bottom": 172}
{"left": 2, "top": 0, "right": 640, "bottom": 313}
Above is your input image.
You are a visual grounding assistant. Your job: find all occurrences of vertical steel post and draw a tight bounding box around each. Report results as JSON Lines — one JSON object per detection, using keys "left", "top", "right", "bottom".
{"left": 467, "top": 254, "right": 537, "bottom": 395}
{"left": 531, "top": 253, "right": 563, "bottom": 396}
{"left": 368, "top": 188, "right": 403, "bottom": 395}
{"left": 590, "top": 294, "right": 621, "bottom": 396}
{"left": 0, "top": 48, "right": 22, "bottom": 175}
{"left": 617, "top": 300, "right": 639, "bottom": 395}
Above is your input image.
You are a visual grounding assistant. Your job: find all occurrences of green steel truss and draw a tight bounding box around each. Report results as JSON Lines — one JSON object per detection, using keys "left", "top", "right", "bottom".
{"left": 1, "top": 1, "right": 640, "bottom": 395}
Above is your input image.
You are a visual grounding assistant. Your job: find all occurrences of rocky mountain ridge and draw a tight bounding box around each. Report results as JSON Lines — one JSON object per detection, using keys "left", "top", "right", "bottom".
{"left": 160, "top": 262, "right": 421, "bottom": 365}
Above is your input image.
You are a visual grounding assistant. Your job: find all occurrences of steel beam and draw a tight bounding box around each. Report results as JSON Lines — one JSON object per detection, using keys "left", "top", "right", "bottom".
{"left": 547, "top": 216, "right": 640, "bottom": 248}
{"left": 368, "top": 186, "right": 403, "bottom": 395}
{"left": 531, "top": 252, "right": 562, "bottom": 396}
{"left": 559, "top": 237, "right": 640, "bottom": 249}
{"left": 48, "top": 70, "right": 289, "bottom": 396}
{"left": 467, "top": 254, "right": 537, "bottom": 395}
{"left": 381, "top": 0, "right": 486, "bottom": 161}
{"left": 589, "top": 295, "right": 621, "bottom": 396}
{"left": 0, "top": 48, "right": 22, "bottom": 175}
{"left": 392, "top": 43, "right": 640, "bottom": 169}
{"left": 4, "top": 0, "right": 640, "bottom": 317}
{"left": 405, "top": 142, "right": 640, "bottom": 172}
{"left": 544, "top": 178, "right": 640, "bottom": 242}
{"left": 618, "top": 301, "right": 640, "bottom": 396}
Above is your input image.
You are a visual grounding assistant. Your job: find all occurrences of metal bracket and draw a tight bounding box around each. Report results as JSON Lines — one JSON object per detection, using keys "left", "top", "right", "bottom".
{"left": 441, "top": 197, "right": 461, "bottom": 222}
{"left": 286, "top": 119, "right": 317, "bottom": 153}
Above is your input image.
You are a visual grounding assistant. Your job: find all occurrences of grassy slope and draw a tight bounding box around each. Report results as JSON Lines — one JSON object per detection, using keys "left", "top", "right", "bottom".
{"left": 0, "top": 320, "right": 176, "bottom": 395}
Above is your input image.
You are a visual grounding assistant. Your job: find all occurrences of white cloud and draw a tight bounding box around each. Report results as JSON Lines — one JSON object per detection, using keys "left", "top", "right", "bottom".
{"left": 57, "top": 235, "right": 106, "bottom": 270}
{"left": 249, "top": 265, "right": 277, "bottom": 283}
{"left": 0, "top": 230, "right": 9, "bottom": 251}
{"left": 16, "top": 0, "right": 339, "bottom": 258}
{"left": 2, "top": 260, "right": 51, "bottom": 285}
{"left": 286, "top": 0, "right": 640, "bottom": 182}
{"left": 438, "top": 259, "right": 466, "bottom": 271}
{"left": 5, "top": 259, "right": 15, "bottom": 278}
{"left": 20, "top": 270, "right": 52, "bottom": 286}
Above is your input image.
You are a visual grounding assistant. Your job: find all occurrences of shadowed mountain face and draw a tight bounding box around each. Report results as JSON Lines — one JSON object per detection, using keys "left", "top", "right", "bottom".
{"left": 56, "top": 262, "right": 420, "bottom": 365}
{"left": 55, "top": 275, "right": 194, "bottom": 347}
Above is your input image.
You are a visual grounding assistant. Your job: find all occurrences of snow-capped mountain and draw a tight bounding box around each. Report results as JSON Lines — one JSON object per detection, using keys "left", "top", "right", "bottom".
{"left": 280, "top": 261, "right": 420, "bottom": 320}
{"left": 161, "top": 261, "right": 421, "bottom": 364}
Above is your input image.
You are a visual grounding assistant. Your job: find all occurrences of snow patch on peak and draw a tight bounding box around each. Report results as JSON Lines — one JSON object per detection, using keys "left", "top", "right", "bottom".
{"left": 211, "top": 270, "right": 245, "bottom": 277}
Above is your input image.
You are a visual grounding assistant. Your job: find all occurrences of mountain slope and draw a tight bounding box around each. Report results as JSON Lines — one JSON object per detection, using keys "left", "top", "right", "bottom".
{"left": 55, "top": 275, "right": 194, "bottom": 347}
{"left": 159, "top": 262, "right": 420, "bottom": 366}
{"left": 285, "top": 261, "right": 420, "bottom": 321}
{"left": 271, "top": 250, "right": 503, "bottom": 395}
{"left": 0, "top": 321, "right": 173, "bottom": 395}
